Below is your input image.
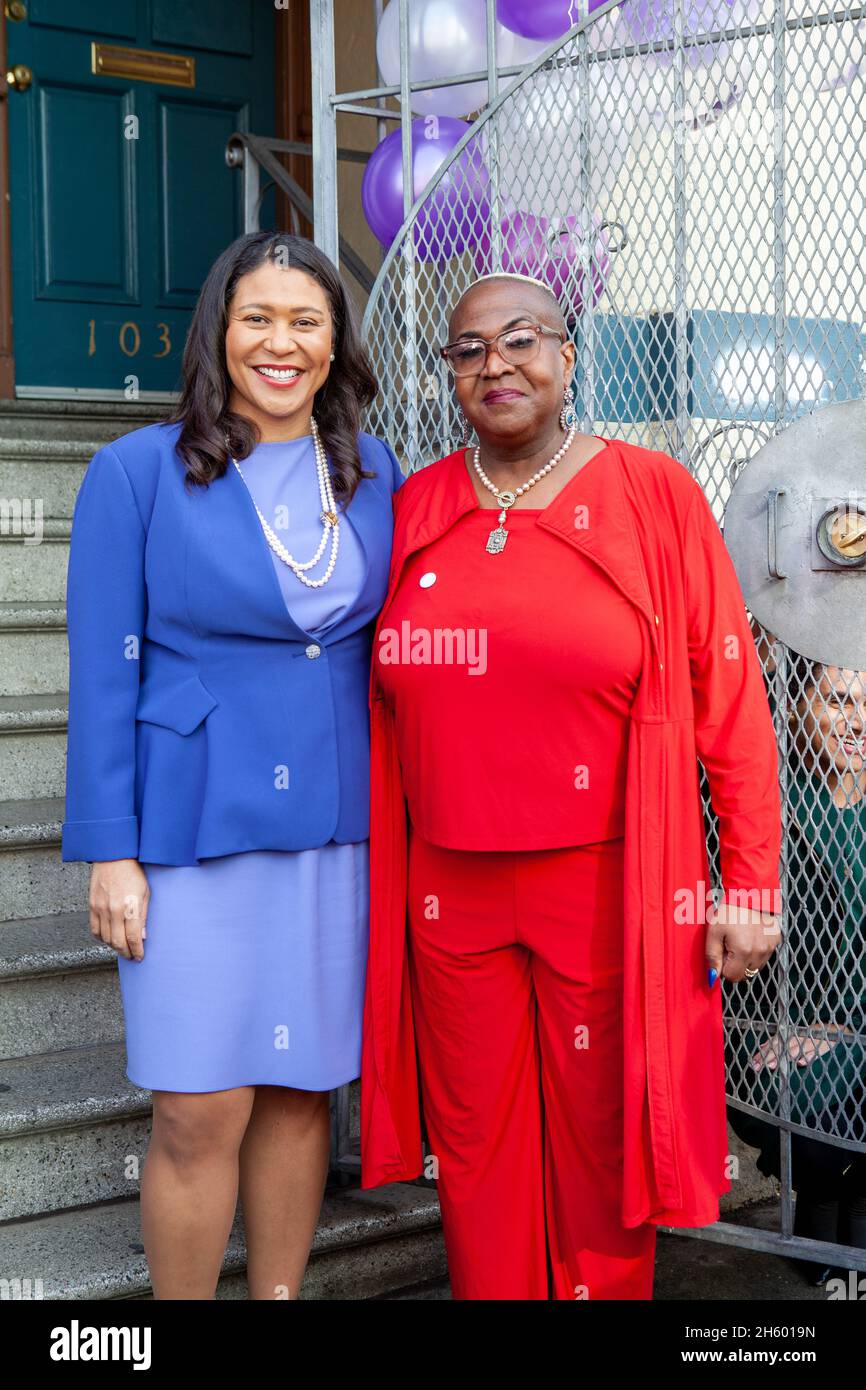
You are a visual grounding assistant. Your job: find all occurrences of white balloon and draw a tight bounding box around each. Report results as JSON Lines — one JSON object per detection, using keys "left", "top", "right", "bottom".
{"left": 376, "top": 0, "right": 550, "bottom": 118}
{"left": 590, "top": 4, "right": 750, "bottom": 145}
{"left": 495, "top": 65, "right": 636, "bottom": 217}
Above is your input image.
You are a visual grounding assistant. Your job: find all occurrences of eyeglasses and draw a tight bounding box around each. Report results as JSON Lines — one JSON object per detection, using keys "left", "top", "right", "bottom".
{"left": 439, "top": 323, "right": 565, "bottom": 378}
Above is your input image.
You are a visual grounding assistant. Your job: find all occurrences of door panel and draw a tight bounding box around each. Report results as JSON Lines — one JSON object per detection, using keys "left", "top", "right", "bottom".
{"left": 8, "top": 0, "right": 275, "bottom": 395}
{"left": 158, "top": 99, "right": 251, "bottom": 301}
{"left": 151, "top": 0, "right": 254, "bottom": 56}
{"left": 38, "top": 84, "right": 137, "bottom": 301}
{"left": 29, "top": 0, "right": 137, "bottom": 42}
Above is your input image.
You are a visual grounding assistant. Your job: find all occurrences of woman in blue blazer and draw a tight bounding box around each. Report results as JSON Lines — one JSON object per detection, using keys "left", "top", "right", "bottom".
{"left": 62, "top": 232, "right": 403, "bottom": 1299}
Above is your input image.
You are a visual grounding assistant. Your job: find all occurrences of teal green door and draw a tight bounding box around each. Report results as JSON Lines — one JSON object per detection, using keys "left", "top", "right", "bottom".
{"left": 6, "top": 0, "right": 275, "bottom": 395}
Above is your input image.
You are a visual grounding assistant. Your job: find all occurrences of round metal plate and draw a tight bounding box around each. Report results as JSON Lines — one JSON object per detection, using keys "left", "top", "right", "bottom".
{"left": 723, "top": 399, "right": 866, "bottom": 670}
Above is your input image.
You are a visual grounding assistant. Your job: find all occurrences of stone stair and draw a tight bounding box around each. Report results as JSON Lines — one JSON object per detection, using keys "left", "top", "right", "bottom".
{"left": 0, "top": 400, "right": 445, "bottom": 1300}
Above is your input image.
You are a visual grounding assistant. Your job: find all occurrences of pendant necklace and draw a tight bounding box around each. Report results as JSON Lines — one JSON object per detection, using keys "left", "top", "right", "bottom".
{"left": 472, "top": 423, "right": 576, "bottom": 554}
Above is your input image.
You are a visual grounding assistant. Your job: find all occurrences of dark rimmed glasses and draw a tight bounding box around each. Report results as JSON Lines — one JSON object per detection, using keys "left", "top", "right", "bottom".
{"left": 439, "top": 323, "right": 566, "bottom": 378}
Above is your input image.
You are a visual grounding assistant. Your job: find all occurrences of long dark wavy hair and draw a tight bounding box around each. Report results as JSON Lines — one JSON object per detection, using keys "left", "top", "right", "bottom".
{"left": 166, "top": 232, "right": 379, "bottom": 500}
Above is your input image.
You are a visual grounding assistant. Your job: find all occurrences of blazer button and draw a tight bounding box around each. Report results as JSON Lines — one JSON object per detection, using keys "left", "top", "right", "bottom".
{"left": 305, "top": 643, "right": 321, "bottom": 659}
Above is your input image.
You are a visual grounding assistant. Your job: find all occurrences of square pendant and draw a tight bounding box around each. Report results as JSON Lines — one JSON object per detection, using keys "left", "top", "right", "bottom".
{"left": 486, "top": 526, "right": 508, "bottom": 554}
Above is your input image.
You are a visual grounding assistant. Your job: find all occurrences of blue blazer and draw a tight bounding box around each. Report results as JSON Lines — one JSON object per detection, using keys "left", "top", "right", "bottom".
{"left": 61, "top": 423, "right": 404, "bottom": 865}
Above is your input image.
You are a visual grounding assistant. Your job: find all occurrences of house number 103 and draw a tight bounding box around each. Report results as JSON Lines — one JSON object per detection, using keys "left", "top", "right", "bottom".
{"left": 87, "top": 320, "right": 173, "bottom": 358}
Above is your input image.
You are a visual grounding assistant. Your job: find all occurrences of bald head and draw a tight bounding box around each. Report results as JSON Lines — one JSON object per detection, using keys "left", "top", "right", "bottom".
{"left": 450, "top": 276, "right": 568, "bottom": 341}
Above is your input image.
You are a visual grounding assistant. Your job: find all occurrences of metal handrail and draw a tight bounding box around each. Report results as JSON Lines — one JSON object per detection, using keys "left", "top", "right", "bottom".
{"left": 225, "top": 131, "right": 377, "bottom": 292}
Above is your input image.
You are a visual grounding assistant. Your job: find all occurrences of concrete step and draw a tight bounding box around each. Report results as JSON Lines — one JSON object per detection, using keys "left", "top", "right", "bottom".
{"left": 0, "top": 797, "right": 86, "bottom": 922}
{"left": 375, "top": 1275, "right": 452, "bottom": 1299}
{"left": 0, "top": 1035, "right": 364, "bottom": 1223}
{"left": 0, "top": 919, "right": 366, "bottom": 1214}
{"left": 0, "top": 1180, "right": 445, "bottom": 1300}
{"left": 0, "top": 399, "right": 168, "bottom": 440}
{"left": 0, "top": 693, "right": 68, "bottom": 801}
{"left": 0, "top": 522, "right": 69, "bottom": 604}
{"left": 0, "top": 440, "right": 90, "bottom": 522}
{"left": 0, "top": 1040, "right": 151, "bottom": 1220}
{"left": 0, "top": 603, "right": 68, "bottom": 697}
{"left": 0, "top": 911, "right": 120, "bottom": 1058}
{"left": 0, "top": 409, "right": 169, "bottom": 516}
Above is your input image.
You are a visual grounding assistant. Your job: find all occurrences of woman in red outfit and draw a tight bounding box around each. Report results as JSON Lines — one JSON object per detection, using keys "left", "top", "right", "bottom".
{"left": 360, "top": 272, "right": 784, "bottom": 1300}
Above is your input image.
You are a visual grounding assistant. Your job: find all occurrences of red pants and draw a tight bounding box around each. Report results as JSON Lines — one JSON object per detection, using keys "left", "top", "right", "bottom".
{"left": 407, "top": 825, "right": 657, "bottom": 1300}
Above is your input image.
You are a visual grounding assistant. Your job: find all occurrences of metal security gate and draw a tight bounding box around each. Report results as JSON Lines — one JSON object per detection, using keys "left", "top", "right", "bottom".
{"left": 305, "top": 0, "right": 866, "bottom": 1271}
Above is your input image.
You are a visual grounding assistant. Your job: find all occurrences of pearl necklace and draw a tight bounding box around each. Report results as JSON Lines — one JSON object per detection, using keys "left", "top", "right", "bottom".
{"left": 472, "top": 423, "right": 577, "bottom": 553}
{"left": 231, "top": 416, "right": 340, "bottom": 588}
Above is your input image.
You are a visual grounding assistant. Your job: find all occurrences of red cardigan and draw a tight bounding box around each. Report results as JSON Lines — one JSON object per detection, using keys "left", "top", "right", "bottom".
{"left": 360, "top": 440, "right": 782, "bottom": 1229}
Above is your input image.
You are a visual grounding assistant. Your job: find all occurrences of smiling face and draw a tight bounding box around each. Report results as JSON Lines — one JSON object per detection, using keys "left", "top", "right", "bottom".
{"left": 224, "top": 261, "right": 334, "bottom": 440}
{"left": 447, "top": 280, "right": 574, "bottom": 447}
{"left": 797, "top": 666, "right": 866, "bottom": 787}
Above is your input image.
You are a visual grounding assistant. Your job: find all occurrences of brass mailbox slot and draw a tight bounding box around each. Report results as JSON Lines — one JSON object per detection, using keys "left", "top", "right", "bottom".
{"left": 91, "top": 43, "right": 195, "bottom": 89}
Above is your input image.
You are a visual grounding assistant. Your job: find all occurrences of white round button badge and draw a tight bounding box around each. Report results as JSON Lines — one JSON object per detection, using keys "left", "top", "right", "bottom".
{"left": 419, "top": 572, "right": 437, "bottom": 588}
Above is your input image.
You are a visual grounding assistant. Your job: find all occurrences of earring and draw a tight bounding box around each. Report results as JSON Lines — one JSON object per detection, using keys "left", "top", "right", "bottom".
{"left": 560, "top": 385, "right": 578, "bottom": 431}
{"left": 329, "top": 352, "right": 335, "bottom": 361}
{"left": 457, "top": 406, "right": 472, "bottom": 446}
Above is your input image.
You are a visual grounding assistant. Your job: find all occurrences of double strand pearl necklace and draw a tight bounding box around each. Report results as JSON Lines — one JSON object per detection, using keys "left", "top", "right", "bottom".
{"left": 473, "top": 422, "right": 577, "bottom": 554}
{"left": 230, "top": 416, "right": 341, "bottom": 589}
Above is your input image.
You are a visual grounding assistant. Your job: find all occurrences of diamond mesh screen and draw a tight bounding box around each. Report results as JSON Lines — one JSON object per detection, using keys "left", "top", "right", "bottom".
{"left": 359, "top": 1, "right": 865, "bottom": 1155}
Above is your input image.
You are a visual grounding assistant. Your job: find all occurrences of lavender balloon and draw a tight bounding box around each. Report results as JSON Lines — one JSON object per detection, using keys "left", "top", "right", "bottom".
{"left": 376, "top": 0, "right": 548, "bottom": 119}
{"left": 361, "top": 117, "right": 491, "bottom": 261}
{"left": 497, "top": 0, "right": 610, "bottom": 42}
{"left": 619, "top": 0, "right": 759, "bottom": 70}
{"left": 473, "top": 210, "right": 610, "bottom": 323}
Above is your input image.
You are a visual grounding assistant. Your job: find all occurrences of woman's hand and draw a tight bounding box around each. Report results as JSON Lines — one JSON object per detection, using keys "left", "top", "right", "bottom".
{"left": 751, "top": 1029, "right": 842, "bottom": 1072}
{"left": 89, "top": 859, "right": 150, "bottom": 961}
{"left": 705, "top": 899, "right": 781, "bottom": 984}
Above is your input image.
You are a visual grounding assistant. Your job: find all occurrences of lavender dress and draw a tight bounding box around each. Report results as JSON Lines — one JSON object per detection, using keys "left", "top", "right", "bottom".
{"left": 117, "top": 436, "right": 369, "bottom": 1092}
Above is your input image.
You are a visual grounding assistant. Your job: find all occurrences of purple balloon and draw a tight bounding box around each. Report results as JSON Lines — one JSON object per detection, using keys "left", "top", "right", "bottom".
{"left": 474, "top": 210, "right": 610, "bottom": 324}
{"left": 361, "top": 117, "right": 490, "bottom": 261}
{"left": 496, "top": 0, "right": 609, "bottom": 42}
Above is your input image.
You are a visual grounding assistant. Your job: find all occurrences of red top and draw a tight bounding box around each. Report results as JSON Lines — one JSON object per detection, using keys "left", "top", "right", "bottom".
{"left": 373, "top": 455, "right": 644, "bottom": 850}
